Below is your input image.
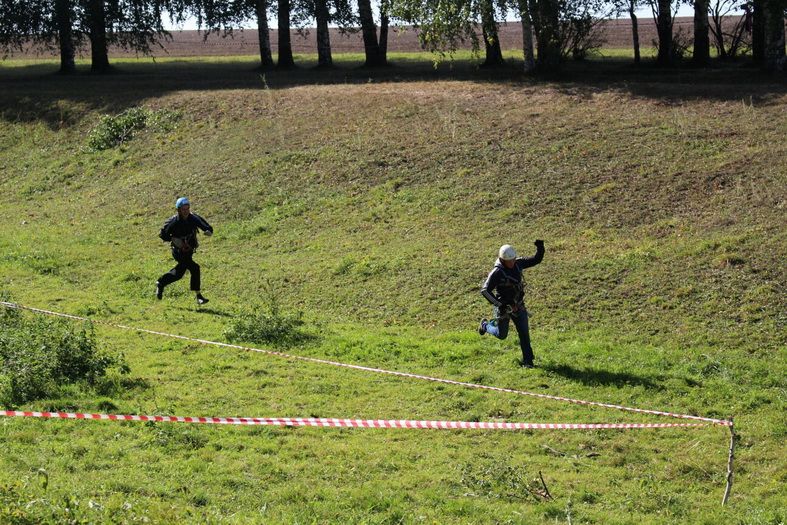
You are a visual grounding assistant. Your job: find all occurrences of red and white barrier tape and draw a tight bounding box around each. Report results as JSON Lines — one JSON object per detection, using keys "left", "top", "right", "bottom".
{"left": 0, "top": 301, "right": 732, "bottom": 427}
{"left": 0, "top": 410, "right": 710, "bottom": 430}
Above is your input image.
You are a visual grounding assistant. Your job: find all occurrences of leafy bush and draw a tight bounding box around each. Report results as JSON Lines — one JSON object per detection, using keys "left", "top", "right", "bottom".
{"left": 550, "top": 0, "right": 607, "bottom": 61}
{"left": 670, "top": 28, "right": 692, "bottom": 62}
{"left": 0, "top": 300, "right": 128, "bottom": 407}
{"left": 559, "top": 15, "right": 606, "bottom": 61}
{"left": 709, "top": 0, "right": 753, "bottom": 60}
{"left": 225, "top": 305, "right": 308, "bottom": 347}
{"left": 224, "top": 281, "right": 310, "bottom": 347}
{"left": 651, "top": 28, "right": 692, "bottom": 64}
{"left": 86, "top": 107, "right": 181, "bottom": 151}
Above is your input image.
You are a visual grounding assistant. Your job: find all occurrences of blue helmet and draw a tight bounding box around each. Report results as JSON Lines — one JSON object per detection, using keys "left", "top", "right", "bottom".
{"left": 175, "top": 197, "right": 190, "bottom": 209}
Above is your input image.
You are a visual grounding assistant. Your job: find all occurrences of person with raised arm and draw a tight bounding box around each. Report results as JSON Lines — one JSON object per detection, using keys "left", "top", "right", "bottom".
{"left": 478, "top": 240, "right": 545, "bottom": 368}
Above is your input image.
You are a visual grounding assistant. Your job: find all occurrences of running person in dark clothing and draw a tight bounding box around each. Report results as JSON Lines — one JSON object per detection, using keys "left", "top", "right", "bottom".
{"left": 156, "top": 197, "right": 214, "bottom": 304}
{"left": 478, "top": 240, "right": 545, "bottom": 367}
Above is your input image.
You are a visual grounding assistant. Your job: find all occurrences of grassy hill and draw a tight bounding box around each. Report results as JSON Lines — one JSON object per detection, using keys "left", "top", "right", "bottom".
{"left": 0, "top": 55, "right": 785, "bottom": 523}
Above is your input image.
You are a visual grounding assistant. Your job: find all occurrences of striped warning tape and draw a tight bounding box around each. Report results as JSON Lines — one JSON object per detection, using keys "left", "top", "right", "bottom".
{"left": 0, "top": 301, "right": 732, "bottom": 427}
{"left": 0, "top": 410, "right": 710, "bottom": 430}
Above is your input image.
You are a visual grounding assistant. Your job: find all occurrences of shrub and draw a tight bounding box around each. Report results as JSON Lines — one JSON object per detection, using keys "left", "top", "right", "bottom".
{"left": 225, "top": 304, "right": 308, "bottom": 347}
{"left": 559, "top": 15, "right": 606, "bottom": 61}
{"left": 0, "top": 298, "right": 128, "bottom": 407}
{"left": 224, "top": 281, "right": 310, "bottom": 347}
{"left": 557, "top": 0, "right": 607, "bottom": 61}
{"left": 670, "top": 28, "right": 692, "bottom": 62}
{"left": 651, "top": 28, "right": 692, "bottom": 64}
{"left": 86, "top": 107, "right": 181, "bottom": 151}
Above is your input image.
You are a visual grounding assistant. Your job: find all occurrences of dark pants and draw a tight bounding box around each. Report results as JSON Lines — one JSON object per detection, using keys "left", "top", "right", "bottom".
{"left": 487, "top": 307, "right": 534, "bottom": 365}
{"left": 158, "top": 250, "right": 200, "bottom": 291}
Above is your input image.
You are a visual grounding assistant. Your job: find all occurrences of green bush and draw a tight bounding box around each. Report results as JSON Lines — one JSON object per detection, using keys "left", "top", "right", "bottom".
{"left": 0, "top": 302, "right": 128, "bottom": 407}
{"left": 86, "top": 107, "right": 181, "bottom": 151}
{"left": 224, "top": 304, "right": 308, "bottom": 347}
{"left": 224, "top": 282, "right": 309, "bottom": 347}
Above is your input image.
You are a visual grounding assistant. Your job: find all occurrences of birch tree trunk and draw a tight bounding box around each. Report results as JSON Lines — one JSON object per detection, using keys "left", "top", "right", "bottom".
{"left": 519, "top": 0, "right": 535, "bottom": 71}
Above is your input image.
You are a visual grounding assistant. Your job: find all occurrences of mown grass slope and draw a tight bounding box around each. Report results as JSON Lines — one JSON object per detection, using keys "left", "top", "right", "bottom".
{"left": 0, "top": 55, "right": 785, "bottom": 523}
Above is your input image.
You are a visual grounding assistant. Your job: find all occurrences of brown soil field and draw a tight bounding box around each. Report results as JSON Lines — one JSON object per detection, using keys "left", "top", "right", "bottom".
{"left": 4, "top": 16, "right": 763, "bottom": 59}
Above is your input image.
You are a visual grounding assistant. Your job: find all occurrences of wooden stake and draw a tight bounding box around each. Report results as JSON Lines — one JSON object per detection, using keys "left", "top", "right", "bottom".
{"left": 722, "top": 418, "right": 735, "bottom": 506}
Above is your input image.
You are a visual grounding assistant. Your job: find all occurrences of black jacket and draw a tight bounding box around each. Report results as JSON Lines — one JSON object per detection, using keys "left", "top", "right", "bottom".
{"left": 481, "top": 245, "right": 544, "bottom": 308}
{"left": 159, "top": 213, "right": 213, "bottom": 253}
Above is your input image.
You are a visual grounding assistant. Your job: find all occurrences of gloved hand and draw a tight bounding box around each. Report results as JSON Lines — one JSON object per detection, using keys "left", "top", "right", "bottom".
{"left": 534, "top": 239, "right": 544, "bottom": 248}
{"left": 503, "top": 305, "right": 514, "bottom": 316}
{"left": 204, "top": 230, "right": 213, "bottom": 237}
{"left": 171, "top": 237, "right": 185, "bottom": 250}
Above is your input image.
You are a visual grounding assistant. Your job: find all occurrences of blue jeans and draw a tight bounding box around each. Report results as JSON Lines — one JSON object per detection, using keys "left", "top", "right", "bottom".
{"left": 486, "top": 307, "right": 534, "bottom": 365}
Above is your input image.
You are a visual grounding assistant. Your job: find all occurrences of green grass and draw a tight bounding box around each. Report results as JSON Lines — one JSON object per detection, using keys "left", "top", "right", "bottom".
{"left": 596, "top": 47, "right": 747, "bottom": 59}
{"left": 0, "top": 57, "right": 785, "bottom": 523}
{"left": 0, "top": 50, "right": 508, "bottom": 70}
{"left": 2, "top": 44, "right": 754, "bottom": 69}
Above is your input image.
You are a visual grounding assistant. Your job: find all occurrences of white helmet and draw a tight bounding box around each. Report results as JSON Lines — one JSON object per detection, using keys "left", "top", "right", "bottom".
{"left": 498, "top": 244, "right": 517, "bottom": 261}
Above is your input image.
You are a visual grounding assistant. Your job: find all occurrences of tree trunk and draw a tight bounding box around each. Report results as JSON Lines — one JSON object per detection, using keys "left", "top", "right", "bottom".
{"left": 277, "top": 0, "right": 295, "bottom": 68}
{"left": 655, "top": 0, "right": 673, "bottom": 65}
{"left": 379, "top": 10, "right": 389, "bottom": 63}
{"left": 710, "top": 12, "right": 728, "bottom": 59}
{"left": 87, "top": 0, "right": 110, "bottom": 71}
{"left": 752, "top": 0, "right": 765, "bottom": 63}
{"left": 727, "top": 10, "right": 750, "bottom": 58}
{"left": 530, "top": 0, "right": 561, "bottom": 70}
{"left": 481, "top": 0, "right": 504, "bottom": 67}
{"left": 357, "top": 0, "right": 383, "bottom": 66}
{"left": 519, "top": 0, "right": 535, "bottom": 71}
{"left": 314, "top": 0, "right": 332, "bottom": 67}
{"left": 763, "top": 0, "right": 786, "bottom": 70}
{"left": 629, "top": 0, "right": 641, "bottom": 65}
{"left": 693, "top": 0, "right": 710, "bottom": 65}
{"left": 482, "top": 26, "right": 505, "bottom": 66}
{"left": 255, "top": 0, "right": 274, "bottom": 69}
{"left": 55, "top": 0, "right": 75, "bottom": 73}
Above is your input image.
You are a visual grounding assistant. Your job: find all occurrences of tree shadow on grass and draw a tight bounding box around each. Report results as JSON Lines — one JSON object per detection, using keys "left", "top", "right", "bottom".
{"left": 228, "top": 331, "right": 321, "bottom": 350}
{"left": 1, "top": 55, "right": 784, "bottom": 129}
{"left": 542, "top": 363, "right": 664, "bottom": 390}
{"left": 173, "top": 305, "right": 235, "bottom": 318}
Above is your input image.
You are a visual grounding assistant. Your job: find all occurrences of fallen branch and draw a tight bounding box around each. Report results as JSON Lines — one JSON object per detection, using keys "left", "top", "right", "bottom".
{"left": 523, "top": 471, "right": 554, "bottom": 501}
{"left": 539, "top": 471, "right": 553, "bottom": 501}
{"left": 542, "top": 444, "right": 566, "bottom": 457}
